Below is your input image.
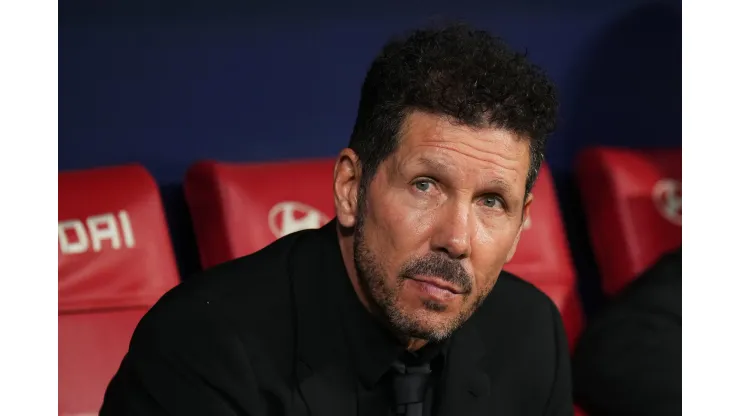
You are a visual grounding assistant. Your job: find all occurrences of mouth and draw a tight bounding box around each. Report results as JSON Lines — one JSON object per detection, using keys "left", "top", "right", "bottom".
{"left": 409, "top": 275, "right": 464, "bottom": 294}
{"left": 406, "top": 275, "right": 465, "bottom": 302}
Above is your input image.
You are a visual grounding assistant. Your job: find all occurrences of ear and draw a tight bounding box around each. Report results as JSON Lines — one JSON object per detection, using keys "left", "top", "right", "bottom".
{"left": 333, "top": 148, "right": 362, "bottom": 228}
{"left": 505, "top": 192, "right": 534, "bottom": 263}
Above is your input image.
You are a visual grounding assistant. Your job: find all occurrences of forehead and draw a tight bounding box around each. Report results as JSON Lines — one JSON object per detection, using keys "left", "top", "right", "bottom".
{"left": 393, "top": 111, "right": 530, "bottom": 186}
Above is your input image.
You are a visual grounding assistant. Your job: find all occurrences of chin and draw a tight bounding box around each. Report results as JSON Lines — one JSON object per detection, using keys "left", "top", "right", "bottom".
{"left": 405, "top": 323, "right": 456, "bottom": 343}
{"left": 389, "top": 304, "right": 463, "bottom": 342}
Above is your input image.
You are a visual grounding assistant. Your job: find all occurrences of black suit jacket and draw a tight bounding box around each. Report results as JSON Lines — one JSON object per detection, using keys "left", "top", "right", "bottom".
{"left": 572, "top": 247, "right": 682, "bottom": 416}
{"left": 101, "top": 223, "right": 573, "bottom": 416}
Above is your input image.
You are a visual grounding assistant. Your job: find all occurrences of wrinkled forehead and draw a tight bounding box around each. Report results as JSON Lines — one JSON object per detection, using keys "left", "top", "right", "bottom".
{"left": 392, "top": 111, "right": 531, "bottom": 191}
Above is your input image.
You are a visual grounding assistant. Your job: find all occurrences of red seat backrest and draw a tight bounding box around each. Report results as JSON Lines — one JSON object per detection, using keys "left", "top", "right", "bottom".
{"left": 576, "top": 147, "right": 681, "bottom": 296}
{"left": 184, "top": 158, "right": 336, "bottom": 269}
{"left": 59, "top": 164, "right": 180, "bottom": 415}
{"left": 504, "top": 164, "right": 584, "bottom": 351}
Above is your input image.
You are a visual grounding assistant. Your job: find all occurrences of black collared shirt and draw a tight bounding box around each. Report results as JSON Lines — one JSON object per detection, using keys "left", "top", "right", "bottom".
{"left": 332, "top": 252, "right": 450, "bottom": 416}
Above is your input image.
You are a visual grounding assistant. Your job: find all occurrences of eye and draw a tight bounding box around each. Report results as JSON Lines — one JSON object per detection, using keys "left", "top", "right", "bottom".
{"left": 413, "top": 179, "right": 434, "bottom": 192}
{"left": 480, "top": 195, "right": 505, "bottom": 209}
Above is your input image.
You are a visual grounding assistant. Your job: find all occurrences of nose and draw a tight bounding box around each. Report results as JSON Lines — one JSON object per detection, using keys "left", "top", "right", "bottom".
{"left": 431, "top": 200, "right": 472, "bottom": 260}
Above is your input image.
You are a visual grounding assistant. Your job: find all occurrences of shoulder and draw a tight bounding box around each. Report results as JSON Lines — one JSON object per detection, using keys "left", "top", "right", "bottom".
{"left": 615, "top": 247, "right": 681, "bottom": 313}
{"left": 129, "top": 229, "right": 318, "bottom": 364}
{"left": 480, "top": 270, "right": 561, "bottom": 322}
{"left": 153, "top": 231, "right": 300, "bottom": 319}
{"left": 470, "top": 270, "right": 565, "bottom": 350}
{"left": 575, "top": 248, "right": 682, "bottom": 351}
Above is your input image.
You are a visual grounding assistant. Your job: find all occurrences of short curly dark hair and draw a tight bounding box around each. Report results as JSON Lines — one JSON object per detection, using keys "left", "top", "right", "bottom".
{"left": 348, "top": 23, "right": 558, "bottom": 198}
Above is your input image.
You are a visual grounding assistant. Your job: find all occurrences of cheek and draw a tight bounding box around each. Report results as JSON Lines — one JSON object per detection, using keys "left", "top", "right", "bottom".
{"left": 469, "top": 224, "right": 520, "bottom": 289}
{"left": 473, "top": 211, "right": 521, "bottom": 249}
{"left": 365, "top": 188, "right": 432, "bottom": 269}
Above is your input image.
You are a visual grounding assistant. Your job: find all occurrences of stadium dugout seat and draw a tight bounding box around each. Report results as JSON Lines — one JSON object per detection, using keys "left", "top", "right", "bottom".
{"left": 577, "top": 147, "right": 681, "bottom": 296}
{"left": 59, "top": 164, "right": 180, "bottom": 415}
{"left": 503, "top": 164, "right": 584, "bottom": 352}
{"left": 184, "top": 158, "right": 336, "bottom": 269}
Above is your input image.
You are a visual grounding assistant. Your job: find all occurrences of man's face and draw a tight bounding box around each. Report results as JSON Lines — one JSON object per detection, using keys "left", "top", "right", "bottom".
{"left": 351, "top": 111, "right": 532, "bottom": 342}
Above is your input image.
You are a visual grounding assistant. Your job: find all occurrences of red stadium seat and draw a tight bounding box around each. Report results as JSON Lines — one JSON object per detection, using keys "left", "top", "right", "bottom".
{"left": 577, "top": 147, "right": 681, "bottom": 296}
{"left": 184, "top": 158, "right": 336, "bottom": 269}
{"left": 504, "top": 164, "right": 584, "bottom": 352}
{"left": 59, "top": 164, "right": 180, "bottom": 415}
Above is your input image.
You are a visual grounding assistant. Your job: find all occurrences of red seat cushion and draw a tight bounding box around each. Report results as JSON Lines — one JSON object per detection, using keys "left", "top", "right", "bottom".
{"left": 504, "top": 164, "right": 584, "bottom": 351}
{"left": 577, "top": 147, "right": 681, "bottom": 296}
{"left": 59, "top": 164, "right": 180, "bottom": 415}
{"left": 184, "top": 159, "right": 335, "bottom": 269}
{"left": 58, "top": 310, "right": 146, "bottom": 416}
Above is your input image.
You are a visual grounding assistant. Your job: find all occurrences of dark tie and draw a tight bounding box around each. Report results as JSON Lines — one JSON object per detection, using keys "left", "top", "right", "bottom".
{"left": 390, "top": 360, "right": 432, "bottom": 416}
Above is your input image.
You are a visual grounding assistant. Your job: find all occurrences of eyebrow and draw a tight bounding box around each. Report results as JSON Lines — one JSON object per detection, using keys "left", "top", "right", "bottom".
{"left": 413, "top": 156, "right": 514, "bottom": 196}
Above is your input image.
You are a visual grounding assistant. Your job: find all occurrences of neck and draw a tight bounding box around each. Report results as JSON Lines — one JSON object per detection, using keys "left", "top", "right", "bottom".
{"left": 336, "top": 224, "right": 429, "bottom": 352}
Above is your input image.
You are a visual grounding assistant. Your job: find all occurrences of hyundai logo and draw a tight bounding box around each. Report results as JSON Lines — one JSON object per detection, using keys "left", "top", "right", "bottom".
{"left": 268, "top": 201, "right": 330, "bottom": 238}
{"left": 652, "top": 178, "right": 681, "bottom": 226}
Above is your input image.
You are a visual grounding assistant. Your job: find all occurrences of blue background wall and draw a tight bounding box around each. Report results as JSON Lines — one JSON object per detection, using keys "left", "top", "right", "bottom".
{"left": 58, "top": 0, "right": 682, "bottom": 315}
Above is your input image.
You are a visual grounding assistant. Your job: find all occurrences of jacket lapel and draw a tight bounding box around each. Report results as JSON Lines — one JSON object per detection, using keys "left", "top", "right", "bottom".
{"left": 290, "top": 223, "right": 358, "bottom": 416}
{"left": 435, "top": 320, "right": 498, "bottom": 416}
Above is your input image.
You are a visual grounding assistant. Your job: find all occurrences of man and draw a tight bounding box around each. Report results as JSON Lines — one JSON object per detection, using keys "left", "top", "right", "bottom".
{"left": 101, "top": 23, "right": 571, "bottom": 416}
{"left": 573, "top": 247, "right": 682, "bottom": 415}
